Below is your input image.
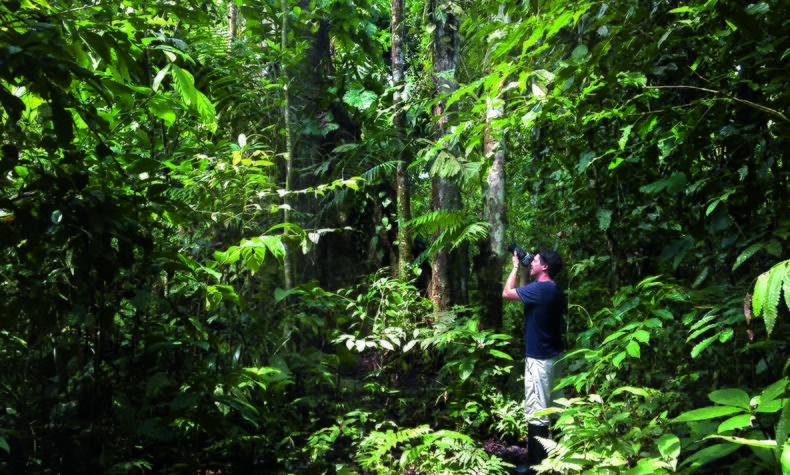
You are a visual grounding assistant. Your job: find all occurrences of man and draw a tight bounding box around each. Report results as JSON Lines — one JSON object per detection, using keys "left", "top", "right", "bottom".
{"left": 502, "top": 248, "right": 566, "bottom": 469}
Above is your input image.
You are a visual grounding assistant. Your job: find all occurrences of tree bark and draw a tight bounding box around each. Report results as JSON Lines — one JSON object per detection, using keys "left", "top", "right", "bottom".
{"left": 280, "top": 0, "right": 294, "bottom": 290}
{"left": 429, "top": 0, "right": 467, "bottom": 308}
{"left": 479, "top": 93, "right": 506, "bottom": 329}
{"left": 392, "top": 0, "right": 413, "bottom": 281}
{"left": 228, "top": 2, "right": 241, "bottom": 40}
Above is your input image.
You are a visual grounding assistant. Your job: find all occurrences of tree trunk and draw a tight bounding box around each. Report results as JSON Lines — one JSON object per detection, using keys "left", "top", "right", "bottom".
{"left": 479, "top": 93, "right": 506, "bottom": 329}
{"left": 392, "top": 0, "right": 413, "bottom": 281}
{"left": 280, "top": 0, "right": 294, "bottom": 290}
{"left": 429, "top": 0, "right": 467, "bottom": 308}
{"left": 228, "top": 3, "right": 241, "bottom": 40}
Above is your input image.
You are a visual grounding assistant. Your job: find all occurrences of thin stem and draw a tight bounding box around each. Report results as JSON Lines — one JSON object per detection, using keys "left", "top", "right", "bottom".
{"left": 645, "top": 85, "right": 790, "bottom": 124}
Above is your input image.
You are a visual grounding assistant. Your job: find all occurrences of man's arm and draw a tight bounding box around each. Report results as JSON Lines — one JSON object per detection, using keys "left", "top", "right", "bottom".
{"left": 502, "top": 253, "right": 521, "bottom": 301}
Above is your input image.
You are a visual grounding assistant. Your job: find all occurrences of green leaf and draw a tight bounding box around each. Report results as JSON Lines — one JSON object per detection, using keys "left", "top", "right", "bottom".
{"left": 626, "top": 340, "right": 641, "bottom": 358}
{"left": 152, "top": 64, "right": 170, "bottom": 92}
{"left": 640, "top": 172, "right": 688, "bottom": 195}
{"left": 754, "top": 399, "right": 782, "bottom": 413}
{"left": 149, "top": 96, "right": 177, "bottom": 126}
{"left": 778, "top": 399, "right": 790, "bottom": 447}
{"left": 597, "top": 208, "right": 613, "bottom": 230}
{"left": 680, "top": 443, "right": 740, "bottom": 469}
{"left": 127, "top": 157, "right": 161, "bottom": 174}
{"left": 752, "top": 269, "right": 769, "bottom": 317}
{"left": 260, "top": 235, "right": 286, "bottom": 261}
{"left": 241, "top": 245, "right": 265, "bottom": 273}
{"left": 732, "top": 243, "right": 762, "bottom": 271}
{"left": 342, "top": 88, "right": 377, "bottom": 110}
{"left": 460, "top": 359, "right": 474, "bottom": 380}
{"left": 706, "top": 189, "right": 735, "bottom": 216}
{"left": 488, "top": 349, "right": 513, "bottom": 360}
{"left": 613, "top": 351, "right": 627, "bottom": 368}
{"left": 782, "top": 444, "right": 790, "bottom": 475}
{"left": 763, "top": 261, "right": 788, "bottom": 335}
{"left": 170, "top": 64, "right": 217, "bottom": 132}
{"left": 706, "top": 435, "right": 776, "bottom": 449}
{"left": 672, "top": 405, "right": 743, "bottom": 422}
{"left": 618, "top": 124, "right": 634, "bottom": 150}
{"left": 759, "top": 377, "right": 787, "bottom": 405}
{"left": 625, "top": 458, "right": 668, "bottom": 474}
{"left": 211, "top": 284, "right": 242, "bottom": 307}
{"left": 690, "top": 333, "right": 719, "bottom": 358}
{"left": 657, "top": 433, "right": 680, "bottom": 466}
{"left": 717, "top": 414, "right": 753, "bottom": 433}
{"left": 617, "top": 71, "right": 647, "bottom": 87}
{"left": 0, "top": 436, "right": 8, "bottom": 454}
{"left": 403, "top": 340, "right": 418, "bottom": 352}
{"left": 602, "top": 330, "right": 627, "bottom": 345}
{"left": 709, "top": 388, "right": 751, "bottom": 409}
{"left": 569, "top": 44, "right": 589, "bottom": 64}
{"left": 609, "top": 386, "right": 655, "bottom": 400}
{"left": 632, "top": 329, "right": 650, "bottom": 343}
{"left": 379, "top": 339, "right": 394, "bottom": 351}
{"left": 744, "top": 3, "right": 769, "bottom": 15}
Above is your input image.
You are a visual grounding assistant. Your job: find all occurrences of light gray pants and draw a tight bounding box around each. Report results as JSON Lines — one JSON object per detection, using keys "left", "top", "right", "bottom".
{"left": 524, "top": 354, "right": 564, "bottom": 426}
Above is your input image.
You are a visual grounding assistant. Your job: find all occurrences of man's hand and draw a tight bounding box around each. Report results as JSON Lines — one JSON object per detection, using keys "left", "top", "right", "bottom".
{"left": 512, "top": 252, "right": 521, "bottom": 269}
{"left": 503, "top": 251, "right": 521, "bottom": 301}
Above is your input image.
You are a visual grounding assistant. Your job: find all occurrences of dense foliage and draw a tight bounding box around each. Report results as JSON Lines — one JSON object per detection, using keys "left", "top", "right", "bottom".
{"left": 2, "top": 0, "right": 790, "bottom": 473}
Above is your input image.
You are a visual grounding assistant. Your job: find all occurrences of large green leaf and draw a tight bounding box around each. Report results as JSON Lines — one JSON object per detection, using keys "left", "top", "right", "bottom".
{"left": 657, "top": 433, "right": 680, "bottom": 469}
{"left": 679, "top": 443, "right": 740, "bottom": 470}
{"left": 170, "top": 64, "right": 217, "bottom": 132}
{"left": 672, "top": 405, "right": 743, "bottom": 422}
{"left": 717, "top": 414, "right": 753, "bottom": 433}
{"left": 708, "top": 388, "right": 750, "bottom": 410}
{"left": 777, "top": 399, "right": 790, "bottom": 447}
{"left": 639, "top": 172, "right": 688, "bottom": 196}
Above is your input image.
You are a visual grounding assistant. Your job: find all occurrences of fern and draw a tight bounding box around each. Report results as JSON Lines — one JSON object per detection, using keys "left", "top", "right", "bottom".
{"left": 751, "top": 260, "right": 790, "bottom": 336}
{"left": 356, "top": 425, "right": 512, "bottom": 474}
{"left": 361, "top": 160, "right": 399, "bottom": 184}
{"left": 356, "top": 425, "right": 432, "bottom": 471}
{"left": 405, "top": 210, "right": 489, "bottom": 264}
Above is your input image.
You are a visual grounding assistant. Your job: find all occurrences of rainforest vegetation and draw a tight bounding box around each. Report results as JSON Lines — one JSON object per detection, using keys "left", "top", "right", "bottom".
{"left": 2, "top": 0, "right": 790, "bottom": 473}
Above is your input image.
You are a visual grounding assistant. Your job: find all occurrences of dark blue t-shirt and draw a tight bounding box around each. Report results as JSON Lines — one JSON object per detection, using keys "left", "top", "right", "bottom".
{"left": 516, "top": 281, "right": 566, "bottom": 359}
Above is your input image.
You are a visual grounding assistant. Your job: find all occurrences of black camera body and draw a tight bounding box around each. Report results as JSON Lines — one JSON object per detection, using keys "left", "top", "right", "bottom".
{"left": 507, "top": 241, "right": 534, "bottom": 267}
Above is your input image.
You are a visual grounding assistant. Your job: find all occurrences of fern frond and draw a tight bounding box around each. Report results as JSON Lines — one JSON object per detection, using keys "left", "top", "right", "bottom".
{"left": 361, "top": 160, "right": 399, "bottom": 184}
{"left": 412, "top": 218, "right": 489, "bottom": 266}
{"left": 451, "top": 222, "right": 489, "bottom": 249}
{"left": 356, "top": 425, "right": 432, "bottom": 471}
{"left": 764, "top": 261, "right": 787, "bottom": 336}
{"left": 752, "top": 260, "right": 790, "bottom": 337}
{"left": 430, "top": 150, "right": 463, "bottom": 178}
{"left": 406, "top": 210, "right": 488, "bottom": 261}
{"left": 406, "top": 209, "right": 468, "bottom": 235}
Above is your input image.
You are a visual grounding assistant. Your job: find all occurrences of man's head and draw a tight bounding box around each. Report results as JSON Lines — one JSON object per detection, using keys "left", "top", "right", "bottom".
{"left": 533, "top": 249, "right": 564, "bottom": 279}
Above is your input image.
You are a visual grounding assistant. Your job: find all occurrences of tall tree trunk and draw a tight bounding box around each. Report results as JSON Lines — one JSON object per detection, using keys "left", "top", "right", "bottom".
{"left": 392, "top": 0, "right": 413, "bottom": 280}
{"left": 479, "top": 93, "right": 506, "bottom": 329}
{"left": 280, "top": 0, "right": 294, "bottom": 290}
{"left": 228, "top": 3, "right": 241, "bottom": 40}
{"left": 429, "top": 0, "right": 467, "bottom": 308}
{"left": 278, "top": 5, "right": 366, "bottom": 291}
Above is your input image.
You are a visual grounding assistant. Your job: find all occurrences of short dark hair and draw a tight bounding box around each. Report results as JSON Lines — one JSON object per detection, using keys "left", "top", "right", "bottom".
{"left": 536, "top": 248, "right": 563, "bottom": 279}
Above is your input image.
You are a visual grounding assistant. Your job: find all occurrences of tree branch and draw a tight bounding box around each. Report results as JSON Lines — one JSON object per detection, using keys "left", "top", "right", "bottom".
{"left": 645, "top": 85, "right": 790, "bottom": 124}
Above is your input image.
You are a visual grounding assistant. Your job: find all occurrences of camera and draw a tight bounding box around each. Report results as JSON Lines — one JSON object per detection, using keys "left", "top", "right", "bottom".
{"left": 507, "top": 241, "right": 534, "bottom": 267}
